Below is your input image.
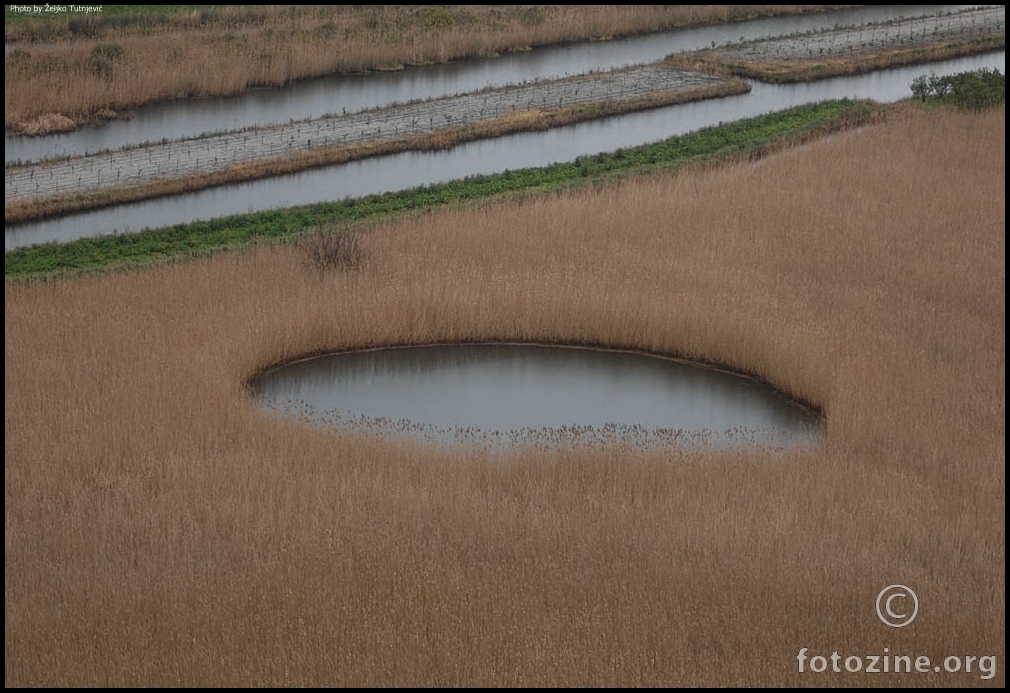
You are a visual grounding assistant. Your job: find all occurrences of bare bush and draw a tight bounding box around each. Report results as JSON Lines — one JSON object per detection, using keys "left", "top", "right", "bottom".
{"left": 301, "top": 223, "right": 367, "bottom": 271}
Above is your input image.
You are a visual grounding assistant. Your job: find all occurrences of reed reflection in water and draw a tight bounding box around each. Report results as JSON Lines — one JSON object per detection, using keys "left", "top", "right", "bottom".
{"left": 252, "top": 344, "right": 822, "bottom": 452}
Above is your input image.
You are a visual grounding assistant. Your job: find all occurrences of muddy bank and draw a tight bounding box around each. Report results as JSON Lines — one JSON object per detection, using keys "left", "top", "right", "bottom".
{"left": 5, "top": 64, "right": 745, "bottom": 223}
{"left": 669, "top": 5, "right": 1005, "bottom": 81}
{"left": 5, "top": 7, "right": 1004, "bottom": 224}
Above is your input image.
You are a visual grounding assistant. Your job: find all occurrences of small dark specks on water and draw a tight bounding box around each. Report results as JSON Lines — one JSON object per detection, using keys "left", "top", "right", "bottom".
{"left": 251, "top": 344, "right": 822, "bottom": 454}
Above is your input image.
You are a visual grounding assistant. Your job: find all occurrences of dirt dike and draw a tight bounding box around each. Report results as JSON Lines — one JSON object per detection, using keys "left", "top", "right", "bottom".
{"left": 5, "top": 7, "right": 1004, "bottom": 224}
{"left": 4, "top": 63, "right": 739, "bottom": 223}
{"left": 669, "top": 5, "right": 1004, "bottom": 80}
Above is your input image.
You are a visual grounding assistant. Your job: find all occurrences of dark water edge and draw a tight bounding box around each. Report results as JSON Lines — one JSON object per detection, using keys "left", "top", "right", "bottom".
{"left": 251, "top": 344, "right": 824, "bottom": 454}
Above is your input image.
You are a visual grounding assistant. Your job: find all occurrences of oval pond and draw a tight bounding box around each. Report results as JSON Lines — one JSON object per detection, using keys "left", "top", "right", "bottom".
{"left": 251, "top": 344, "right": 823, "bottom": 451}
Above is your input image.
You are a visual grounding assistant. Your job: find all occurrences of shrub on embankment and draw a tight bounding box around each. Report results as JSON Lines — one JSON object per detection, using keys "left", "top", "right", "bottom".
{"left": 4, "top": 99, "right": 878, "bottom": 279}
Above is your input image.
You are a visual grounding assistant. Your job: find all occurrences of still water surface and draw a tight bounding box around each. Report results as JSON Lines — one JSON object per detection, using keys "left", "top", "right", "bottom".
{"left": 251, "top": 344, "right": 822, "bottom": 451}
{"left": 7, "top": 50, "right": 1002, "bottom": 250}
{"left": 4, "top": 5, "right": 980, "bottom": 164}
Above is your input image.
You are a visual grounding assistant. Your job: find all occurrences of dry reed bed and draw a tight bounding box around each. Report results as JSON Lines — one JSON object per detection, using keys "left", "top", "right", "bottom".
{"left": 4, "top": 5, "right": 841, "bottom": 131}
{"left": 4, "top": 106, "right": 1005, "bottom": 686}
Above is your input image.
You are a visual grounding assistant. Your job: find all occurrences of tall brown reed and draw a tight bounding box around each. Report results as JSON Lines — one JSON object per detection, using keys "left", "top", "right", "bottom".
{"left": 5, "top": 105, "right": 1004, "bottom": 686}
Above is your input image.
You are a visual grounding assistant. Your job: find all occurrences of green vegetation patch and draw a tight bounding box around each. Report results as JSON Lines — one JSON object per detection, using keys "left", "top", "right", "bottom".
{"left": 5, "top": 99, "right": 879, "bottom": 279}
{"left": 910, "top": 67, "right": 1005, "bottom": 110}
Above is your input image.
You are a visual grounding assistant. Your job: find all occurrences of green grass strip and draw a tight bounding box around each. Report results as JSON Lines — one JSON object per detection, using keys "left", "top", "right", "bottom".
{"left": 5, "top": 99, "right": 879, "bottom": 279}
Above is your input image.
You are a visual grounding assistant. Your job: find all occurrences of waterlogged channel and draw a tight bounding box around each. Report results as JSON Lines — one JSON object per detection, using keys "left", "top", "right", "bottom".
{"left": 6, "top": 50, "right": 1003, "bottom": 250}
{"left": 250, "top": 344, "right": 823, "bottom": 451}
{"left": 4, "top": 5, "right": 984, "bottom": 164}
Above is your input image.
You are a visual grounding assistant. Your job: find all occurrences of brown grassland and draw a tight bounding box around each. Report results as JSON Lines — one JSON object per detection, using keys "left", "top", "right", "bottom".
{"left": 4, "top": 4, "right": 845, "bottom": 132}
{"left": 4, "top": 104, "right": 1005, "bottom": 686}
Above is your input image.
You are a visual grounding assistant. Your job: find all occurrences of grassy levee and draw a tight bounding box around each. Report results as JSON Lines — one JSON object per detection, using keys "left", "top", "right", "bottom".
{"left": 3, "top": 78, "right": 752, "bottom": 225}
{"left": 5, "top": 103, "right": 1004, "bottom": 687}
{"left": 4, "top": 99, "right": 879, "bottom": 278}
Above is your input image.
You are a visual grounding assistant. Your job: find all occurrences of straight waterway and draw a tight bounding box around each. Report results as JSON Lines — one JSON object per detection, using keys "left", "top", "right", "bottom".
{"left": 4, "top": 5, "right": 987, "bottom": 165}
{"left": 6, "top": 49, "right": 1003, "bottom": 251}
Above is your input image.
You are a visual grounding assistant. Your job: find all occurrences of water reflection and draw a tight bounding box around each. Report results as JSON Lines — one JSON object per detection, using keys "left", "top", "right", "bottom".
{"left": 3, "top": 5, "right": 984, "bottom": 164}
{"left": 7, "top": 50, "right": 1002, "bottom": 250}
{"left": 251, "top": 344, "right": 822, "bottom": 451}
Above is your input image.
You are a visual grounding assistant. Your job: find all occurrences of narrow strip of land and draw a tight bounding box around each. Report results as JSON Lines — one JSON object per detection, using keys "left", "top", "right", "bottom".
{"left": 4, "top": 64, "right": 742, "bottom": 223}
{"left": 669, "top": 5, "right": 1004, "bottom": 82}
{"left": 4, "top": 6, "right": 1005, "bottom": 225}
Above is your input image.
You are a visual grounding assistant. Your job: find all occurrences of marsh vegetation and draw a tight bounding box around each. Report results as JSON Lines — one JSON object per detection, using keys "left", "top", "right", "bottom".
{"left": 4, "top": 4, "right": 847, "bottom": 133}
{"left": 5, "top": 103, "right": 1004, "bottom": 686}
{"left": 4, "top": 99, "right": 877, "bottom": 274}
